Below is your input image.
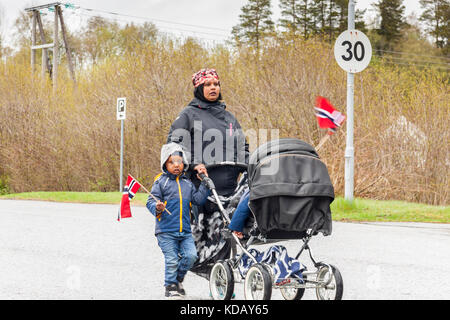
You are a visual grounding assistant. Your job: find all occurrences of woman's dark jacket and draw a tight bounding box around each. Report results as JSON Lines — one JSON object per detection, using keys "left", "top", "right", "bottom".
{"left": 167, "top": 97, "right": 249, "bottom": 195}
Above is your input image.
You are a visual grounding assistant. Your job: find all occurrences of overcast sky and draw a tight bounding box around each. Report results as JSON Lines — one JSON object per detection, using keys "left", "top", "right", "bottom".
{"left": 0, "top": 0, "right": 423, "bottom": 47}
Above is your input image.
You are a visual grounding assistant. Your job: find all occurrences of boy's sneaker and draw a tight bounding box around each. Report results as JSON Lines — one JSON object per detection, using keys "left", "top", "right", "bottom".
{"left": 176, "top": 282, "right": 186, "bottom": 296}
{"left": 165, "top": 284, "right": 181, "bottom": 298}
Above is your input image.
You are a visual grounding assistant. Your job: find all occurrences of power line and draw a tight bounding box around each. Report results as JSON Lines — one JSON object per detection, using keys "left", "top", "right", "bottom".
{"left": 382, "top": 61, "right": 450, "bottom": 71}
{"left": 75, "top": 5, "right": 231, "bottom": 34}
{"left": 374, "top": 49, "right": 450, "bottom": 61}
{"left": 373, "top": 55, "right": 450, "bottom": 71}
{"left": 74, "top": 11, "right": 229, "bottom": 45}
{"left": 373, "top": 53, "right": 450, "bottom": 67}
{"left": 74, "top": 9, "right": 230, "bottom": 40}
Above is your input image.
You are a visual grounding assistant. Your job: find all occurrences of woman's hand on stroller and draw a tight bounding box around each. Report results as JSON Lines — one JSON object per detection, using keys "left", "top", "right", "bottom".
{"left": 194, "top": 164, "right": 208, "bottom": 180}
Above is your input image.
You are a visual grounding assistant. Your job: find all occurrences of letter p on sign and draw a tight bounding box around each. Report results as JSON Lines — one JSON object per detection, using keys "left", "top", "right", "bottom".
{"left": 117, "top": 97, "right": 126, "bottom": 120}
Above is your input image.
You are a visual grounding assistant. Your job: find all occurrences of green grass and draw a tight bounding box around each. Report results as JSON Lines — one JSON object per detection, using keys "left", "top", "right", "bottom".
{"left": 0, "top": 191, "right": 149, "bottom": 207}
{"left": 330, "top": 197, "right": 450, "bottom": 223}
{"left": 0, "top": 192, "right": 449, "bottom": 223}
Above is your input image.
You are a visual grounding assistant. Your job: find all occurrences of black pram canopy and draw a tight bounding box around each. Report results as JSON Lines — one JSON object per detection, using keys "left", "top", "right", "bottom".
{"left": 248, "top": 138, "right": 334, "bottom": 239}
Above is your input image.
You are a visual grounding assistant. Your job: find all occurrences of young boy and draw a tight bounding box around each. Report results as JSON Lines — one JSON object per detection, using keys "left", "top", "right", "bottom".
{"left": 147, "top": 142, "right": 209, "bottom": 298}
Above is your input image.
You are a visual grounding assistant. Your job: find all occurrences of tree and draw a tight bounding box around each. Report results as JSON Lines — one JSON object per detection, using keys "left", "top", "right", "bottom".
{"left": 374, "top": 0, "right": 407, "bottom": 49}
{"left": 310, "top": 0, "right": 327, "bottom": 35}
{"left": 0, "top": 4, "right": 3, "bottom": 58}
{"left": 297, "top": 0, "right": 314, "bottom": 38}
{"left": 324, "top": 0, "right": 340, "bottom": 40}
{"left": 420, "top": 0, "right": 449, "bottom": 50}
{"left": 279, "top": 0, "right": 309, "bottom": 36}
{"left": 301, "top": 1, "right": 365, "bottom": 41}
{"left": 279, "top": 0, "right": 299, "bottom": 34}
{"left": 231, "top": 0, "right": 275, "bottom": 51}
{"left": 80, "top": 16, "right": 120, "bottom": 65}
{"left": 334, "top": 0, "right": 367, "bottom": 34}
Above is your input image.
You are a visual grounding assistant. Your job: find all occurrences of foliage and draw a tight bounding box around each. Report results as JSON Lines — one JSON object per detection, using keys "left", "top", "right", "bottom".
{"left": 278, "top": 1, "right": 366, "bottom": 41}
{"left": 0, "top": 4, "right": 448, "bottom": 206}
{"left": 232, "top": 0, "right": 275, "bottom": 51}
{"left": 420, "top": 0, "right": 450, "bottom": 52}
{"left": 0, "top": 33, "right": 448, "bottom": 206}
{"left": 373, "top": 0, "right": 407, "bottom": 50}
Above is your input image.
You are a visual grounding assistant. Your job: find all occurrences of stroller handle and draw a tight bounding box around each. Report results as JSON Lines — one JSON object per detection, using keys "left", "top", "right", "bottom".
{"left": 204, "top": 161, "right": 248, "bottom": 171}
{"left": 198, "top": 173, "right": 216, "bottom": 190}
{"left": 197, "top": 172, "right": 230, "bottom": 224}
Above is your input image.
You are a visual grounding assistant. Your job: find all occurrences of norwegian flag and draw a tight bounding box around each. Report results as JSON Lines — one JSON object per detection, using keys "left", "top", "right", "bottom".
{"left": 314, "top": 96, "right": 346, "bottom": 134}
{"left": 118, "top": 175, "right": 142, "bottom": 221}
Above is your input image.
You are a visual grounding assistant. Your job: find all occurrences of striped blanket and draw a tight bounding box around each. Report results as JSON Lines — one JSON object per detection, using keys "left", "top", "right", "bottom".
{"left": 239, "top": 245, "right": 306, "bottom": 284}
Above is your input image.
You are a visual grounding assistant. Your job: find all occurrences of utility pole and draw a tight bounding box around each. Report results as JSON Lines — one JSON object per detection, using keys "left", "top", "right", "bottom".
{"left": 53, "top": 4, "right": 59, "bottom": 92}
{"left": 25, "top": 2, "right": 76, "bottom": 90}
{"left": 36, "top": 12, "right": 52, "bottom": 77}
{"left": 31, "top": 10, "right": 37, "bottom": 74}
{"left": 56, "top": 5, "right": 76, "bottom": 84}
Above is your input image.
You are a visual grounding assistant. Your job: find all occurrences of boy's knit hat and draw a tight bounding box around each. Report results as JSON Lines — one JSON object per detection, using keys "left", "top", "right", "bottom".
{"left": 160, "top": 143, "right": 190, "bottom": 172}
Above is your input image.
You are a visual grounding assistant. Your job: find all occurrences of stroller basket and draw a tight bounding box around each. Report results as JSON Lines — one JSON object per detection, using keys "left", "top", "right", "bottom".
{"left": 248, "top": 138, "right": 334, "bottom": 238}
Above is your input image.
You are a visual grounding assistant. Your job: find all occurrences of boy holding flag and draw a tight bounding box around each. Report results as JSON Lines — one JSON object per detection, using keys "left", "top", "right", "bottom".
{"left": 147, "top": 142, "right": 209, "bottom": 298}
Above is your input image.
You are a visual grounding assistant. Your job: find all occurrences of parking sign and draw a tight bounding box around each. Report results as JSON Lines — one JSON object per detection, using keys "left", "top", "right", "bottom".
{"left": 117, "top": 97, "right": 126, "bottom": 120}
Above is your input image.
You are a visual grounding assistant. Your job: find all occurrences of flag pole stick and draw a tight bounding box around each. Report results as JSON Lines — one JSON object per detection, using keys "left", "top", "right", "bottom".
{"left": 315, "top": 133, "right": 332, "bottom": 152}
{"left": 129, "top": 175, "right": 172, "bottom": 215}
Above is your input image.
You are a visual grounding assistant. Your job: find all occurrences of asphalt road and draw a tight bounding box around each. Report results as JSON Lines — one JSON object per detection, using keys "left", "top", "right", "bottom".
{"left": 1, "top": 199, "right": 449, "bottom": 300}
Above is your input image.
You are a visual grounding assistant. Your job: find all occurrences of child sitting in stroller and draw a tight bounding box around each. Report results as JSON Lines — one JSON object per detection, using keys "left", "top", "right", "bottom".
{"left": 227, "top": 188, "right": 250, "bottom": 239}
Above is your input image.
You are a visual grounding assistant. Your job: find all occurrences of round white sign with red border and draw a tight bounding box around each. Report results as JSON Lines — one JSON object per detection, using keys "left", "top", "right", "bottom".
{"left": 334, "top": 29, "right": 372, "bottom": 73}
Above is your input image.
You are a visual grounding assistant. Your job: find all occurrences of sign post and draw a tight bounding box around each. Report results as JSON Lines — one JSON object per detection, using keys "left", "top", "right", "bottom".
{"left": 334, "top": 0, "right": 372, "bottom": 202}
{"left": 117, "top": 97, "right": 126, "bottom": 192}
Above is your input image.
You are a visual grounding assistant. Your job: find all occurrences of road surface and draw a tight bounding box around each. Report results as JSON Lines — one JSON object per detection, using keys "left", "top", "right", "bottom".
{"left": 1, "top": 199, "right": 449, "bottom": 300}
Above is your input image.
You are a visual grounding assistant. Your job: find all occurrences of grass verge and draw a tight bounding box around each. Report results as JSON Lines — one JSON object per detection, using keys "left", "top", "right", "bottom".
{"left": 0, "top": 192, "right": 448, "bottom": 223}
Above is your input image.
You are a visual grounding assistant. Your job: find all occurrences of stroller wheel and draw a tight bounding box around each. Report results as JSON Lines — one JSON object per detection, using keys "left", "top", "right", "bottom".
{"left": 315, "top": 264, "right": 343, "bottom": 300}
{"left": 209, "top": 260, "right": 234, "bottom": 300}
{"left": 280, "top": 276, "right": 306, "bottom": 300}
{"left": 244, "top": 263, "right": 272, "bottom": 300}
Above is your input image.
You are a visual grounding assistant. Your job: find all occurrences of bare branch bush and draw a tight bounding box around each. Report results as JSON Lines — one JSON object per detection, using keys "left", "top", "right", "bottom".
{"left": 0, "top": 37, "right": 448, "bottom": 205}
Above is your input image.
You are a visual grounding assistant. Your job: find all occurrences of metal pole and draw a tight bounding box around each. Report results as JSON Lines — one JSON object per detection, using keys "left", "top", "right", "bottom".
{"left": 345, "top": 0, "right": 355, "bottom": 202}
{"left": 120, "top": 119, "right": 124, "bottom": 192}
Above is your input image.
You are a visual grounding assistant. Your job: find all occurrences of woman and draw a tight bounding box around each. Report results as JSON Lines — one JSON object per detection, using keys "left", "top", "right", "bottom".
{"left": 166, "top": 68, "right": 248, "bottom": 278}
{"left": 167, "top": 68, "right": 248, "bottom": 195}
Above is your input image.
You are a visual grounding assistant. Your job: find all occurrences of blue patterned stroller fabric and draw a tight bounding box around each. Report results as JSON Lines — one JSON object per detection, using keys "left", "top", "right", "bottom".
{"left": 239, "top": 245, "right": 307, "bottom": 284}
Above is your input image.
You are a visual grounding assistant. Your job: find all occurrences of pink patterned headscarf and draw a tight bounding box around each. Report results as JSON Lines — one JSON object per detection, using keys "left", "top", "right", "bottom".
{"left": 192, "top": 68, "right": 220, "bottom": 88}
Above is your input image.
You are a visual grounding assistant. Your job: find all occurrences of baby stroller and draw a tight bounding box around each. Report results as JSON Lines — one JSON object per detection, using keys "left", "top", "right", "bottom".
{"left": 201, "top": 138, "right": 343, "bottom": 300}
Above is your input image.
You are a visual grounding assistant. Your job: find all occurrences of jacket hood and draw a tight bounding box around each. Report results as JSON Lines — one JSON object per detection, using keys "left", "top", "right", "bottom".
{"left": 160, "top": 142, "right": 190, "bottom": 172}
{"left": 188, "top": 97, "right": 226, "bottom": 110}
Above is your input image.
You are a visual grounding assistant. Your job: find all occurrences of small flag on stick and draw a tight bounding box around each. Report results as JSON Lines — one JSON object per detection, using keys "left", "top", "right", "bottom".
{"left": 315, "top": 96, "right": 346, "bottom": 134}
{"left": 117, "top": 174, "right": 172, "bottom": 221}
{"left": 118, "top": 175, "right": 142, "bottom": 221}
{"left": 314, "top": 96, "right": 346, "bottom": 151}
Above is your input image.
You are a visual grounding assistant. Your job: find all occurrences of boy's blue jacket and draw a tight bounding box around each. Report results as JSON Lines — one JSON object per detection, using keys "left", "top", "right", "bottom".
{"left": 147, "top": 171, "right": 209, "bottom": 235}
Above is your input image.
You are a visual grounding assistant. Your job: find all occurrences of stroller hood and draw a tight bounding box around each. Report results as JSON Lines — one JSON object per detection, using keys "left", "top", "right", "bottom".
{"left": 248, "top": 138, "right": 334, "bottom": 238}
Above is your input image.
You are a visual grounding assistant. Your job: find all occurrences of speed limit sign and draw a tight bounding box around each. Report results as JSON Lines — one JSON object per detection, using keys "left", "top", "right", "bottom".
{"left": 334, "top": 29, "right": 372, "bottom": 73}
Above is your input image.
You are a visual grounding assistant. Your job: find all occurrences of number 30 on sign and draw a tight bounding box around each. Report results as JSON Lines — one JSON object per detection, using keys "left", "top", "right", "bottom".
{"left": 334, "top": 29, "right": 372, "bottom": 74}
